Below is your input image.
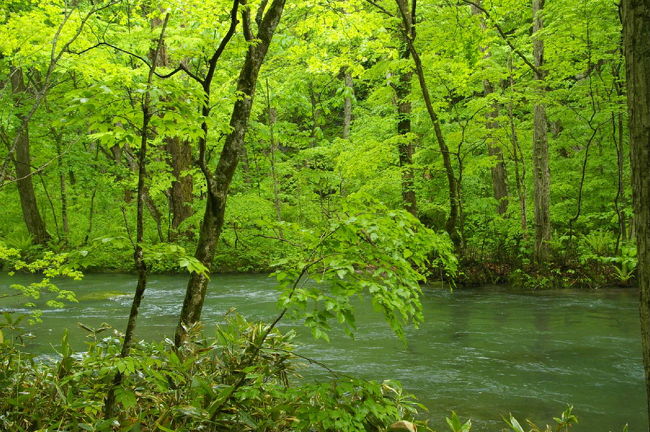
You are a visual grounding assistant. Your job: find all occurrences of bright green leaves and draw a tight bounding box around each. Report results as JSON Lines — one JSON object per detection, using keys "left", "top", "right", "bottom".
{"left": 447, "top": 411, "right": 472, "bottom": 432}
{"left": 274, "top": 197, "right": 456, "bottom": 341}
{"left": 1, "top": 243, "right": 81, "bottom": 324}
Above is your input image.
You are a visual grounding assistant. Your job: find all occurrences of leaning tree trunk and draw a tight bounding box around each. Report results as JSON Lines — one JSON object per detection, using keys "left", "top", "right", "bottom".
{"left": 532, "top": 0, "right": 551, "bottom": 263}
{"left": 175, "top": 0, "right": 287, "bottom": 346}
{"left": 621, "top": 0, "right": 650, "bottom": 428}
{"left": 395, "top": 0, "right": 461, "bottom": 248}
{"left": 9, "top": 67, "right": 51, "bottom": 245}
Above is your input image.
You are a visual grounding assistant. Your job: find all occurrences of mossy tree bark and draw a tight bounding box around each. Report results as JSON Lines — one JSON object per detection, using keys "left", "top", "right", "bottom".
{"left": 621, "top": 0, "right": 650, "bottom": 427}
{"left": 175, "top": 0, "right": 287, "bottom": 346}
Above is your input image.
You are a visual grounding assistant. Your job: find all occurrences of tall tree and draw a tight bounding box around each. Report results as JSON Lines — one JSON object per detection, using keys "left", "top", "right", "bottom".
{"left": 8, "top": 67, "right": 51, "bottom": 245}
{"left": 621, "top": 0, "right": 650, "bottom": 427}
{"left": 104, "top": 12, "right": 169, "bottom": 417}
{"left": 393, "top": 3, "right": 418, "bottom": 216}
{"left": 391, "top": 0, "right": 462, "bottom": 248}
{"left": 532, "top": 0, "right": 551, "bottom": 262}
{"left": 175, "top": 0, "right": 287, "bottom": 345}
{"left": 472, "top": 2, "right": 509, "bottom": 216}
{"left": 342, "top": 70, "right": 353, "bottom": 140}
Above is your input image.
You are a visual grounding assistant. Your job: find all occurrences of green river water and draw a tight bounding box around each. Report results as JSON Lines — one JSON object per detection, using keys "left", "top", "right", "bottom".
{"left": 0, "top": 273, "right": 647, "bottom": 431}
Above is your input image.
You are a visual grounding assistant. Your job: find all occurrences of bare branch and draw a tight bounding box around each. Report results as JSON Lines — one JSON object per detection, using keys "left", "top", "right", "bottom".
{"left": 459, "top": 0, "right": 540, "bottom": 75}
{"left": 363, "top": 0, "right": 395, "bottom": 17}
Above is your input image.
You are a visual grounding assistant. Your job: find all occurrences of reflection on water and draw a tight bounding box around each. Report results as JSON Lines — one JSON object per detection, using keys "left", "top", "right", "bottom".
{"left": 0, "top": 273, "right": 646, "bottom": 431}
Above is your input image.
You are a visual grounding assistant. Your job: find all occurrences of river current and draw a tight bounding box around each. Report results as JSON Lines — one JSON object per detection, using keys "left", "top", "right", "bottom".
{"left": 0, "top": 273, "right": 646, "bottom": 431}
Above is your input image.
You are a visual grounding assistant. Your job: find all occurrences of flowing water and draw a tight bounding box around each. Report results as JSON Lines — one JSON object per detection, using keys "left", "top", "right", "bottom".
{"left": 0, "top": 273, "right": 646, "bottom": 431}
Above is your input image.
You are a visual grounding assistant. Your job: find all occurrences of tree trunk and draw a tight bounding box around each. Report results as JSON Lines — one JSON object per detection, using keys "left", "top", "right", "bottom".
{"left": 343, "top": 70, "right": 353, "bottom": 139}
{"left": 484, "top": 84, "right": 508, "bottom": 216}
{"left": 54, "top": 135, "right": 69, "bottom": 243}
{"left": 612, "top": 55, "right": 627, "bottom": 252}
{"left": 532, "top": 0, "right": 551, "bottom": 263}
{"left": 265, "top": 79, "right": 283, "bottom": 225}
{"left": 122, "top": 145, "right": 165, "bottom": 242}
{"left": 175, "top": 0, "right": 287, "bottom": 346}
{"left": 154, "top": 24, "right": 195, "bottom": 239}
{"left": 166, "top": 135, "right": 194, "bottom": 237}
{"left": 394, "top": 9, "right": 418, "bottom": 217}
{"left": 395, "top": 0, "right": 461, "bottom": 248}
{"left": 621, "top": 0, "right": 650, "bottom": 428}
{"left": 105, "top": 14, "right": 169, "bottom": 418}
{"left": 9, "top": 67, "right": 50, "bottom": 245}
{"left": 472, "top": 2, "right": 508, "bottom": 216}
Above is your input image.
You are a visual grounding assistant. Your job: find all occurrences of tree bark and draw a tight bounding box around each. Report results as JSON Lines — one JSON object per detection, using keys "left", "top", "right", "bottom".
{"left": 393, "top": 5, "right": 418, "bottom": 217}
{"left": 343, "top": 70, "right": 353, "bottom": 140}
{"left": 532, "top": 0, "right": 551, "bottom": 263}
{"left": 472, "top": 2, "right": 508, "bottom": 216}
{"left": 153, "top": 23, "right": 195, "bottom": 239}
{"left": 175, "top": 0, "right": 287, "bottom": 346}
{"left": 621, "top": 0, "right": 650, "bottom": 428}
{"left": 166, "top": 135, "right": 194, "bottom": 237}
{"left": 53, "top": 133, "right": 69, "bottom": 243}
{"left": 395, "top": 0, "right": 461, "bottom": 247}
{"left": 265, "top": 79, "right": 283, "bottom": 225}
{"left": 9, "top": 67, "right": 51, "bottom": 245}
{"left": 485, "top": 91, "right": 508, "bottom": 215}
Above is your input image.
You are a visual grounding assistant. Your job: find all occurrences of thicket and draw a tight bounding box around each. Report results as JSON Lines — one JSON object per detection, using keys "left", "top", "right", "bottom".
{"left": 0, "top": 0, "right": 638, "bottom": 288}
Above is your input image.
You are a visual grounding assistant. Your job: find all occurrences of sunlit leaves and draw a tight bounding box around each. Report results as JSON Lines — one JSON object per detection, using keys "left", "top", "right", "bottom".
{"left": 274, "top": 197, "right": 456, "bottom": 340}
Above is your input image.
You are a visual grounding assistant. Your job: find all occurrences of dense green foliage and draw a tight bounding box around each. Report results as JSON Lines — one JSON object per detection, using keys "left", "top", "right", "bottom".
{"left": 1, "top": 316, "right": 426, "bottom": 431}
{"left": 0, "top": 0, "right": 644, "bottom": 430}
{"left": 0, "top": 0, "right": 636, "bottom": 286}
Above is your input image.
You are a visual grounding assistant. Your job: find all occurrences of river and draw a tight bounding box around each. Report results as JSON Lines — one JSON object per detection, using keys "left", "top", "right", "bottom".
{"left": 0, "top": 273, "right": 646, "bottom": 431}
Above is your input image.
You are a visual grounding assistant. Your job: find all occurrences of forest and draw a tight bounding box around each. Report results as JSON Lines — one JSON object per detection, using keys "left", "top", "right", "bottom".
{"left": 0, "top": 0, "right": 649, "bottom": 430}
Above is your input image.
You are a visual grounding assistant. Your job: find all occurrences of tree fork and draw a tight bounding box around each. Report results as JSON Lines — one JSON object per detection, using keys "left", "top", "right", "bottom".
{"left": 174, "top": 0, "right": 287, "bottom": 346}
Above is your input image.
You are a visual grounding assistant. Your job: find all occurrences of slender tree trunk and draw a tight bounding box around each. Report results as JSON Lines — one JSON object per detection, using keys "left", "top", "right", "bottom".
{"left": 621, "top": 1, "right": 650, "bottom": 428}
{"left": 9, "top": 67, "right": 50, "bottom": 245}
{"left": 472, "top": 2, "right": 508, "bottom": 216}
{"left": 395, "top": 0, "right": 461, "bottom": 247}
{"left": 393, "top": 8, "right": 418, "bottom": 217}
{"left": 121, "top": 145, "right": 165, "bottom": 242}
{"left": 507, "top": 57, "right": 528, "bottom": 236}
{"left": 510, "top": 103, "right": 528, "bottom": 235}
{"left": 613, "top": 111, "right": 627, "bottom": 250}
{"left": 83, "top": 147, "right": 100, "bottom": 245}
{"left": 612, "top": 55, "right": 627, "bottom": 251}
{"left": 532, "top": 0, "right": 551, "bottom": 263}
{"left": 144, "top": 193, "right": 165, "bottom": 242}
{"left": 105, "top": 13, "right": 169, "bottom": 418}
{"left": 343, "top": 70, "right": 353, "bottom": 139}
{"left": 54, "top": 135, "right": 69, "bottom": 243}
{"left": 309, "top": 82, "right": 321, "bottom": 146}
{"left": 265, "top": 79, "right": 283, "bottom": 225}
{"left": 175, "top": 0, "right": 287, "bottom": 346}
{"left": 37, "top": 172, "right": 59, "bottom": 239}
{"left": 484, "top": 85, "right": 508, "bottom": 216}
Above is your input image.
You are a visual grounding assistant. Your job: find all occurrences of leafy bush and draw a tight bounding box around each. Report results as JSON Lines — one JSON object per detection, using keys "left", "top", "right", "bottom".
{"left": 0, "top": 315, "right": 427, "bottom": 432}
